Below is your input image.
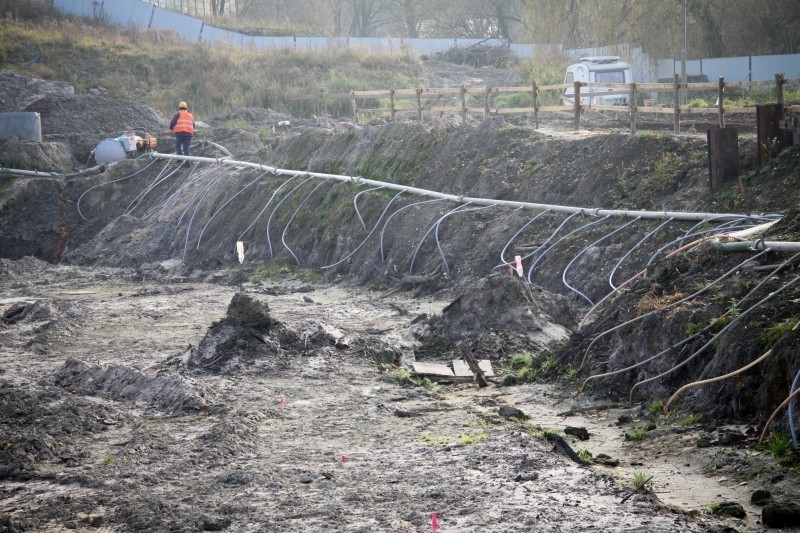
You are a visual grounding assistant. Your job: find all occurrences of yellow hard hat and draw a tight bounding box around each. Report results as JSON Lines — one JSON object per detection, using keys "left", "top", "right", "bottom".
{"left": 179, "top": 101, "right": 188, "bottom": 109}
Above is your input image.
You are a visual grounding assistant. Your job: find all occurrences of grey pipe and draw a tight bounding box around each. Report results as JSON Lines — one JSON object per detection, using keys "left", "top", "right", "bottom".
{"left": 147, "top": 153, "right": 773, "bottom": 223}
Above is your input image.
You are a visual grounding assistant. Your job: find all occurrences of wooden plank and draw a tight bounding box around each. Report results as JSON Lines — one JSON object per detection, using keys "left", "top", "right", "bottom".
{"left": 637, "top": 106, "right": 677, "bottom": 114}
{"left": 488, "top": 107, "right": 535, "bottom": 114}
{"left": 586, "top": 104, "right": 629, "bottom": 112}
{"left": 539, "top": 105, "right": 573, "bottom": 112}
{"left": 635, "top": 82, "right": 677, "bottom": 90}
{"left": 352, "top": 90, "right": 392, "bottom": 97}
{"left": 452, "top": 359, "right": 495, "bottom": 377}
{"left": 429, "top": 106, "right": 466, "bottom": 113}
{"left": 412, "top": 362, "right": 454, "bottom": 376}
{"left": 490, "top": 86, "right": 535, "bottom": 93}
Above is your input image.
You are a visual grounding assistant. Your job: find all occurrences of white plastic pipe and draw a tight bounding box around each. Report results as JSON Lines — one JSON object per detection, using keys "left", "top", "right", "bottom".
{"left": 148, "top": 152, "right": 773, "bottom": 223}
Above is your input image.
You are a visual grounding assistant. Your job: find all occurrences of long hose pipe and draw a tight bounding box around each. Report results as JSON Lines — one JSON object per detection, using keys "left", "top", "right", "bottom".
{"left": 196, "top": 170, "right": 270, "bottom": 251}
{"left": 584, "top": 247, "right": 800, "bottom": 389}
{"left": 789, "top": 368, "right": 800, "bottom": 447}
{"left": 321, "top": 191, "right": 405, "bottom": 270}
{"left": 759, "top": 387, "right": 800, "bottom": 444}
{"left": 354, "top": 186, "right": 384, "bottom": 232}
{"left": 579, "top": 248, "right": 773, "bottom": 370}
{"left": 76, "top": 160, "right": 159, "bottom": 220}
{"left": 281, "top": 179, "right": 332, "bottom": 266}
{"left": 380, "top": 198, "right": 448, "bottom": 264}
{"left": 562, "top": 216, "right": 641, "bottom": 306}
{"left": 628, "top": 273, "right": 800, "bottom": 402}
{"left": 237, "top": 176, "right": 296, "bottom": 243}
{"left": 492, "top": 210, "right": 552, "bottom": 272}
{"left": 524, "top": 212, "right": 582, "bottom": 283}
{"left": 666, "top": 321, "right": 800, "bottom": 409}
{"left": 528, "top": 215, "right": 611, "bottom": 283}
{"left": 608, "top": 217, "right": 674, "bottom": 291}
{"left": 432, "top": 204, "right": 496, "bottom": 275}
{"left": 266, "top": 176, "right": 316, "bottom": 258}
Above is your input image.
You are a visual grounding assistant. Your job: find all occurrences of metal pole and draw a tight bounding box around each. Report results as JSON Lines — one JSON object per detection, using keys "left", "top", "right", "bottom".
{"left": 681, "top": 0, "right": 687, "bottom": 105}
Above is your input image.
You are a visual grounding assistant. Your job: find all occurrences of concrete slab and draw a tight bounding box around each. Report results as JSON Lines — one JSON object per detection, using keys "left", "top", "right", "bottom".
{"left": 412, "top": 362, "right": 454, "bottom": 376}
{"left": 0, "top": 112, "right": 42, "bottom": 142}
{"left": 452, "top": 359, "right": 495, "bottom": 377}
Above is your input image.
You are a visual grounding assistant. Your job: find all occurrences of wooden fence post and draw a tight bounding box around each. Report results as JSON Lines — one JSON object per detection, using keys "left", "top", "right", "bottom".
{"left": 629, "top": 82, "right": 637, "bottom": 135}
{"left": 390, "top": 88, "right": 396, "bottom": 121}
{"left": 460, "top": 85, "right": 467, "bottom": 124}
{"left": 484, "top": 86, "right": 491, "bottom": 119}
{"left": 320, "top": 88, "right": 328, "bottom": 116}
{"left": 673, "top": 74, "right": 681, "bottom": 134}
{"left": 532, "top": 80, "right": 539, "bottom": 129}
{"left": 718, "top": 76, "right": 725, "bottom": 128}
{"left": 776, "top": 73, "right": 785, "bottom": 116}
{"left": 416, "top": 88, "right": 422, "bottom": 121}
{"left": 573, "top": 81, "right": 582, "bottom": 130}
{"left": 350, "top": 91, "right": 358, "bottom": 121}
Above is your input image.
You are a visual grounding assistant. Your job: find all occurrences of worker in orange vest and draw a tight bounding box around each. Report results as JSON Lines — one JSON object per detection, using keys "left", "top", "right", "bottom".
{"left": 169, "top": 101, "right": 195, "bottom": 156}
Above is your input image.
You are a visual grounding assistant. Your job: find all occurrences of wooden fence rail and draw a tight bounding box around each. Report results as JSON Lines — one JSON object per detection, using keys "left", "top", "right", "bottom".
{"left": 300, "top": 74, "right": 799, "bottom": 135}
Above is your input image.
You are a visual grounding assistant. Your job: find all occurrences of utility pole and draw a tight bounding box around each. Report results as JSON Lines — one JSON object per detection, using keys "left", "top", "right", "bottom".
{"left": 681, "top": 0, "right": 687, "bottom": 104}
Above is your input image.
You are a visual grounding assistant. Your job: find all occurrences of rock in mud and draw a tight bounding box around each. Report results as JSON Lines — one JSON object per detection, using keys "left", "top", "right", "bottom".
{"left": 712, "top": 501, "right": 746, "bottom": 519}
{"left": 762, "top": 501, "right": 800, "bottom": 527}
{"left": 564, "top": 426, "right": 590, "bottom": 440}
{"left": 751, "top": 488, "right": 772, "bottom": 505}
{"left": 498, "top": 405, "right": 528, "bottom": 420}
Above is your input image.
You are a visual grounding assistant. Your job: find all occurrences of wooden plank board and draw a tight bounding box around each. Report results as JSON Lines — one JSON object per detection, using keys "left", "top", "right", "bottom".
{"left": 452, "top": 359, "right": 495, "bottom": 377}
{"left": 412, "top": 362, "right": 454, "bottom": 377}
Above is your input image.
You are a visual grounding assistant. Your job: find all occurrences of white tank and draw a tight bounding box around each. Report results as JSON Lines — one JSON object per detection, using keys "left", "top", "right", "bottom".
{"left": 94, "top": 138, "right": 127, "bottom": 165}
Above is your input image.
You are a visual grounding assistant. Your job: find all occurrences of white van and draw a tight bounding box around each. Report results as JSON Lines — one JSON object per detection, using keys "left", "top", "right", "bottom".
{"left": 561, "top": 56, "right": 632, "bottom": 106}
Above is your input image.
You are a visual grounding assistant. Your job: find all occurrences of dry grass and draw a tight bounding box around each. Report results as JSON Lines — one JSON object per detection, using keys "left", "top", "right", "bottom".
{"left": 634, "top": 291, "right": 686, "bottom": 315}
{"left": 0, "top": 11, "right": 423, "bottom": 118}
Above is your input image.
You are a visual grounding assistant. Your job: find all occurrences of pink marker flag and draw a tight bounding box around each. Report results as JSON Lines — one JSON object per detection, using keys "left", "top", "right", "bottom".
{"left": 341, "top": 454, "right": 346, "bottom": 463}
{"left": 279, "top": 396, "right": 285, "bottom": 410}
{"left": 515, "top": 255, "right": 523, "bottom": 277}
{"left": 431, "top": 511, "right": 438, "bottom": 531}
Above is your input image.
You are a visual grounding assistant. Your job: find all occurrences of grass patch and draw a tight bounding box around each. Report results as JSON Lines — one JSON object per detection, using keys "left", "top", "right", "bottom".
{"left": 632, "top": 470, "right": 651, "bottom": 488}
{"left": 421, "top": 433, "right": 447, "bottom": 446}
{"left": 758, "top": 316, "right": 799, "bottom": 348}
{"left": 458, "top": 433, "right": 488, "bottom": 445}
{"left": 626, "top": 427, "right": 647, "bottom": 441}
{"left": 765, "top": 430, "right": 794, "bottom": 459}
{"left": 646, "top": 398, "right": 664, "bottom": 419}
{"left": 680, "top": 414, "right": 702, "bottom": 426}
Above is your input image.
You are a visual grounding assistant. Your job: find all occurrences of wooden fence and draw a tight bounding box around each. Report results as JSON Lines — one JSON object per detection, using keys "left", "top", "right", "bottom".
{"left": 303, "top": 74, "right": 799, "bottom": 135}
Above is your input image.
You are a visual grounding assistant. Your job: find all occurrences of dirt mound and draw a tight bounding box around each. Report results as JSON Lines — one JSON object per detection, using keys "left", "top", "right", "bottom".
{"left": 419, "top": 275, "right": 574, "bottom": 360}
{"left": 0, "top": 379, "right": 127, "bottom": 480}
{"left": 50, "top": 357, "right": 211, "bottom": 415}
{"left": 0, "top": 256, "right": 56, "bottom": 278}
{"left": 0, "top": 70, "right": 74, "bottom": 113}
{"left": 1, "top": 298, "right": 80, "bottom": 350}
{"left": 25, "top": 93, "right": 165, "bottom": 138}
{"left": 181, "top": 292, "right": 340, "bottom": 374}
{"left": 0, "top": 139, "right": 76, "bottom": 171}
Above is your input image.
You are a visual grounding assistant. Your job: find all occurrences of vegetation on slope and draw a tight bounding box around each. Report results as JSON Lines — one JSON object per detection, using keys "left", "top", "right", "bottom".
{"left": 0, "top": 5, "right": 424, "bottom": 118}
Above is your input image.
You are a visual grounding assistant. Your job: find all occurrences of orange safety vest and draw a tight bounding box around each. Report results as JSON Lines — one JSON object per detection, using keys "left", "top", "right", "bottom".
{"left": 172, "top": 110, "right": 194, "bottom": 134}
